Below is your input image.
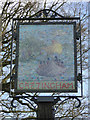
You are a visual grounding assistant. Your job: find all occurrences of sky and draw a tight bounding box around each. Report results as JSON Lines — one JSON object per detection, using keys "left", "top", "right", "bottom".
{"left": 0, "top": 0, "right": 89, "bottom": 119}
{"left": 0, "top": 0, "right": 90, "bottom": 3}
{"left": 0, "top": 0, "right": 89, "bottom": 93}
{"left": 0, "top": 0, "right": 89, "bottom": 96}
{"left": 45, "top": 0, "right": 90, "bottom": 2}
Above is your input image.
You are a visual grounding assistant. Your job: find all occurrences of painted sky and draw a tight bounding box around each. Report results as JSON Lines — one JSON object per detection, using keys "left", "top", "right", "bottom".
{"left": 18, "top": 24, "right": 75, "bottom": 83}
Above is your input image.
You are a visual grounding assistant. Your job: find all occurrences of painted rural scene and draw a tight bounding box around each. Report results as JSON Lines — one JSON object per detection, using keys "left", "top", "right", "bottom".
{"left": 18, "top": 24, "right": 75, "bottom": 90}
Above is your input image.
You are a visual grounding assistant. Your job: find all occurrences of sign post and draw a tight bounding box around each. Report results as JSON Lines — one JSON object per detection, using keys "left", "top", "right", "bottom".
{"left": 33, "top": 97, "right": 55, "bottom": 120}
{"left": 10, "top": 9, "right": 82, "bottom": 119}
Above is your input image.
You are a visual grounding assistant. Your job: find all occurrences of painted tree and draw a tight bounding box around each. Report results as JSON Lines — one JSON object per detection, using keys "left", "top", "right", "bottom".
{"left": 0, "top": 0, "right": 89, "bottom": 119}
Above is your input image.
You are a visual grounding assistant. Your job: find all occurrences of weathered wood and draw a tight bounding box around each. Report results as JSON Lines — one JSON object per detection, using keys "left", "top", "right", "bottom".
{"left": 37, "top": 102, "right": 54, "bottom": 120}
{"left": 33, "top": 97, "right": 56, "bottom": 120}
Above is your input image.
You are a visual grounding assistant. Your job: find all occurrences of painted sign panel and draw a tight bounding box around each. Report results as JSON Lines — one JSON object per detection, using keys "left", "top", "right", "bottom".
{"left": 16, "top": 22, "right": 77, "bottom": 92}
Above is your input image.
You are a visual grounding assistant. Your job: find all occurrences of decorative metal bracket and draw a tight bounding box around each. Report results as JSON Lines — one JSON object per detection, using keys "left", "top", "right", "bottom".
{"left": 76, "top": 30, "right": 81, "bottom": 40}
{"left": 10, "top": 95, "right": 81, "bottom": 118}
{"left": 11, "top": 95, "right": 37, "bottom": 111}
{"left": 59, "top": 97, "right": 81, "bottom": 108}
{"left": 13, "top": 32, "right": 17, "bottom": 40}
{"left": 10, "top": 9, "right": 83, "bottom": 116}
{"left": 31, "top": 9, "right": 64, "bottom": 18}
